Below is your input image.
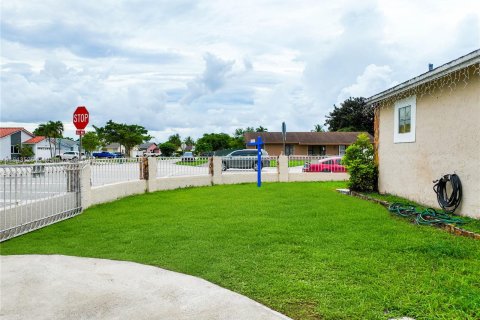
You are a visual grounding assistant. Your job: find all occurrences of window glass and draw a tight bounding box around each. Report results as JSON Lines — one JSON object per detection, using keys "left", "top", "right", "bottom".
{"left": 399, "top": 105, "right": 411, "bottom": 133}
{"left": 231, "top": 151, "right": 240, "bottom": 156}
{"left": 325, "top": 160, "right": 333, "bottom": 164}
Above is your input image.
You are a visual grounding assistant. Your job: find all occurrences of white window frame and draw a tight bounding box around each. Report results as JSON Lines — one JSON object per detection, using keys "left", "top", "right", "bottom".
{"left": 394, "top": 95, "right": 416, "bottom": 143}
{"left": 338, "top": 145, "right": 346, "bottom": 156}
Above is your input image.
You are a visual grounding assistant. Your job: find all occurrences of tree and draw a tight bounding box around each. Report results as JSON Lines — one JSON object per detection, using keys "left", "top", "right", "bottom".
{"left": 255, "top": 126, "right": 268, "bottom": 132}
{"left": 94, "top": 120, "right": 152, "bottom": 157}
{"left": 184, "top": 136, "right": 195, "bottom": 147}
{"left": 34, "top": 120, "right": 64, "bottom": 158}
{"left": 342, "top": 133, "right": 377, "bottom": 191}
{"left": 311, "top": 124, "right": 325, "bottom": 132}
{"left": 81, "top": 132, "right": 101, "bottom": 154}
{"left": 231, "top": 127, "right": 254, "bottom": 149}
{"left": 168, "top": 134, "right": 182, "bottom": 149}
{"left": 195, "top": 133, "right": 232, "bottom": 154}
{"left": 159, "top": 142, "right": 176, "bottom": 157}
{"left": 19, "top": 144, "right": 34, "bottom": 159}
{"left": 324, "top": 97, "right": 373, "bottom": 135}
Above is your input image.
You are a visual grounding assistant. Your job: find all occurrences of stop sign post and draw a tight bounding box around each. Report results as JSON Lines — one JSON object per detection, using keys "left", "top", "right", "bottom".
{"left": 73, "top": 106, "right": 89, "bottom": 157}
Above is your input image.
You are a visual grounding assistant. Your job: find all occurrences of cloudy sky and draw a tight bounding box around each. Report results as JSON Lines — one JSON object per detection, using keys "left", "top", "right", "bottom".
{"left": 1, "top": 0, "right": 479, "bottom": 141}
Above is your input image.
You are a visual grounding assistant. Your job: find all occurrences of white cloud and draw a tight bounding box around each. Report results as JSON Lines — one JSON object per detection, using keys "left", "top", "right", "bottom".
{"left": 1, "top": 0, "right": 479, "bottom": 141}
{"left": 337, "top": 64, "right": 397, "bottom": 103}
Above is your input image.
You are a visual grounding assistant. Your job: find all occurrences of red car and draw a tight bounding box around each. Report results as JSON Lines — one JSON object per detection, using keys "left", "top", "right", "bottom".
{"left": 302, "top": 156, "right": 347, "bottom": 172}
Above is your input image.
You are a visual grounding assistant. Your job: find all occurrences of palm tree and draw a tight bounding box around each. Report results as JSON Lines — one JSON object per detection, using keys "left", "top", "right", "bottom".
{"left": 50, "top": 121, "right": 64, "bottom": 156}
{"left": 312, "top": 124, "right": 325, "bottom": 132}
{"left": 35, "top": 121, "right": 64, "bottom": 158}
{"left": 255, "top": 126, "right": 268, "bottom": 132}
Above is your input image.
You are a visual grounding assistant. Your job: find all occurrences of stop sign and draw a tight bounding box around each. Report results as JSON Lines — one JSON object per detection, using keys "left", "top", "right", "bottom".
{"left": 73, "top": 106, "right": 89, "bottom": 130}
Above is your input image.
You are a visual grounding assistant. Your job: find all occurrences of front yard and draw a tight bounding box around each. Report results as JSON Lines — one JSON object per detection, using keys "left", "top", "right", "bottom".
{"left": 1, "top": 182, "right": 479, "bottom": 319}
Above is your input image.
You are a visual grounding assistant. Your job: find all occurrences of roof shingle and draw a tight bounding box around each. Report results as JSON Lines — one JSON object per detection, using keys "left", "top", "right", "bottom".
{"left": 244, "top": 132, "right": 372, "bottom": 145}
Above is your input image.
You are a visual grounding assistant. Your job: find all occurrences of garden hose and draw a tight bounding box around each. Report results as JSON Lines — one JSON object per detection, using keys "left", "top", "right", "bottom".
{"left": 388, "top": 203, "right": 466, "bottom": 226}
{"left": 432, "top": 174, "right": 462, "bottom": 214}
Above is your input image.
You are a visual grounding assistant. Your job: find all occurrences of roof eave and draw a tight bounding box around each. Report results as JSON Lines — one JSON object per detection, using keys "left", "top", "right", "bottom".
{"left": 366, "top": 50, "right": 480, "bottom": 105}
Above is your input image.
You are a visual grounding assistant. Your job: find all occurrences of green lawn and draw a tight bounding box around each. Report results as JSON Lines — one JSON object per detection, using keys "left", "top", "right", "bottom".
{"left": 1, "top": 182, "right": 479, "bottom": 319}
{"left": 175, "top": 159, "right": 209, "bottom": 166}
{"left": 268, "top": 159, "right": 306, "bottom": 167}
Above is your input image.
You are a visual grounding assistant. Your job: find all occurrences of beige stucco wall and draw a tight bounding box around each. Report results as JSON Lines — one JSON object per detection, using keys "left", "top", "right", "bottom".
{"left": 91, "top": 180, "right": 147, "bottom": 206}
{"left": 377, "top": 66, "right": 480, "bottom": 218}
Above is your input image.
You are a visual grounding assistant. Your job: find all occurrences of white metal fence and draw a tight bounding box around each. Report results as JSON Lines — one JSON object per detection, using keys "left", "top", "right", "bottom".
{"left": 221, "top": 156, "right": 278, "bottom": 173}
{"left": 288, "top": 155, "right": 347, "bottom": 173}
{"left": 156, "top": 157, "right": 211, "bottom": 178}
{"left": 0, "top": 163, "right": 82, "bottom": 242}
{"left": 90, "top": 158, "right": 144, "bottom": 186}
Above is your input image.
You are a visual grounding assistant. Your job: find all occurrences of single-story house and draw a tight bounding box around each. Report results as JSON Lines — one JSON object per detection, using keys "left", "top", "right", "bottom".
{"left": 103, "top": 143, "right": 125, "bottom": 153}
{"left": 22, "top": 136, "right": 56, "bottom": 160}
{"left": 57, "top": 139, "right": 79, "bottom": 155}
{"left": 0, "top": 127, "right": 35, "bottom": 160}
{"left": 244, "top": 131, "right": 372, "bottom": 156}
{"left": 366, "top": 49, "right": 479, "bottom": 218}
{"left": 139, "top": 142, "right": 160, "bottom": 154}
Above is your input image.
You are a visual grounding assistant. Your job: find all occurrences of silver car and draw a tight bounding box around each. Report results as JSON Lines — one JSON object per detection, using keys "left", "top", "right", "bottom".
{"left": 221, "top": 149, "right": 269, "bottom": 171}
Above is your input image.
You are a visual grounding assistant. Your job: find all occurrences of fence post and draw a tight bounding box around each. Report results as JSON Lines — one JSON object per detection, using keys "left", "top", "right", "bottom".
{"left": 147, "top": 157, "right": 157, "bottom": 192}
{"left": 80, "top": 163, "right": 92, "bottom": 210}
{"left": 212, "top": 156, "right": 223, "bottom": 185}
{"left": 278, "top": 155, "right": 289, "bottom": 182}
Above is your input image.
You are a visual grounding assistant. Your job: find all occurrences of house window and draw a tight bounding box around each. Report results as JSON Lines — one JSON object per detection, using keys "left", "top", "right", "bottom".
{"left": 308, "top": 146, "right": 326, "bottom": 156}
{"left": 285, "top": 145, "right": 295, "bottom": 156}
{"left": 11, "top": 145, "right": 20, "bottom": 154}
{"left": 398, "top": 106, "right": 411, "bottom": 133}
{"left": 338, "top": 145, "right": 346, "bottom": 156}
{"left": 394, "top": 95, "right": 416, "bottom": 143}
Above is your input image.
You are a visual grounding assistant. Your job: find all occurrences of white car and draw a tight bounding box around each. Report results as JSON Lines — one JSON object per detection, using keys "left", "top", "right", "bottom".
{"left": 60, "top": 151, "right": 81, "bottom": 160}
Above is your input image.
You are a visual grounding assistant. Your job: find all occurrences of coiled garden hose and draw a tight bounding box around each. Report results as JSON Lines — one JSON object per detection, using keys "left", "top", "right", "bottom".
{"left": 432, "top": 174, "right": 462, "bottom": 214}
{"left": 388, "top": 203, "right": 465, "bottom": 226}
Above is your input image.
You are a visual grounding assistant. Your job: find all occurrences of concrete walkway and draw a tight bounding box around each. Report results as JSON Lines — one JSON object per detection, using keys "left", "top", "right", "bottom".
{"left": 1, "top": 255, "right": 291, "bottom": 320}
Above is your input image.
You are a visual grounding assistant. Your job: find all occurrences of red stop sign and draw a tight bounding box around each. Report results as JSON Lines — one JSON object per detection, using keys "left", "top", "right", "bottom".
{"left": 73, "top": 106, "right": 89, "bottom": 130}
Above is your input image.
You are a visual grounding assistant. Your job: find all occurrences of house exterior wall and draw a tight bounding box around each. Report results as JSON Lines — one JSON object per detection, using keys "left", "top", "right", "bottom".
{"left": 33, "top": 140, "right": 54, "bottom": 160}
{"left": 0, "top": 137, "right": 11, "bottom": 160}
{"left": 377, "top": 67, "right": 479, "bottom": 218}
{"left": 326, "top": 145, "right": 338, "bottom": 155}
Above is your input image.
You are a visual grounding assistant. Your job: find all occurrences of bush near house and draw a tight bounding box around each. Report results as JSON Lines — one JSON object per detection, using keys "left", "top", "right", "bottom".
{"left": 342, "top": 133, "right": 377, "bottom": 191}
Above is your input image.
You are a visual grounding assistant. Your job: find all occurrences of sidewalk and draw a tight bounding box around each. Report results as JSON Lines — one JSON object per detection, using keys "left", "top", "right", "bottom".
{"left": 0, "top": 255, "right": 291, "bottom": 320}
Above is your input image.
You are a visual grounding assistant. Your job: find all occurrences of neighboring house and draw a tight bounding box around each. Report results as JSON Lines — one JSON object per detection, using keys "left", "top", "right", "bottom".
{"left": 56, "top": 139, "right": 79, "bottom": 155}
{"left": 366, "top": 49, "right": 479, "bottom": 218}
{"left": 0, "top": 127, "right": 34, "bottom": 160}
{"left": 139, "top": 142, "right": 160, "bottom": 154}
{"left": 244, "top": 132, "right": 372, "bottom": 156}
{"left": 22, "top": 136, "right": 55, "bottom": 160}
{"left": 104, "top": 143, "right": 125, "bottom": 153}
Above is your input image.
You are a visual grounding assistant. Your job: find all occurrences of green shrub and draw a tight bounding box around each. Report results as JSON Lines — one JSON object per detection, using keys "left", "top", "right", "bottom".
{"left": 342, "top": 133, "right": 377, "bottom": 191}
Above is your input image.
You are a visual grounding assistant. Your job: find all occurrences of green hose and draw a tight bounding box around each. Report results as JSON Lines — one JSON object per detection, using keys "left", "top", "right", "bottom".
{"left": 388, "top": 202, "right": 466, "bottom": 226}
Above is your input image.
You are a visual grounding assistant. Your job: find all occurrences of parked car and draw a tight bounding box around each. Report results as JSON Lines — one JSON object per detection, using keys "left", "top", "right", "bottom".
{"left": 60, "top": 151, "right": 81, "bottom": 160}
{"left": 302, "top": 156, "right": 347, "bottom": 172}
{"left": 221, "top": 149, "right": 269, "bottom": 171}
{"left": 92, "top": 151, "right": 117, "bottom": 158}
{"left": 181, "top": 152, "right": 195, "bottom": 162}
{"left": 113, "top": 152, "right": 125, "bottom": 158}
{"left": 144, "top": 152, "right": 161, "bottom": 157}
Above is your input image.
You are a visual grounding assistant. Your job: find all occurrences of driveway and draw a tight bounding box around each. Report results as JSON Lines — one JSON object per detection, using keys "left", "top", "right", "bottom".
{"left": 0, "top": 255, "right": 291, "bottom": 320}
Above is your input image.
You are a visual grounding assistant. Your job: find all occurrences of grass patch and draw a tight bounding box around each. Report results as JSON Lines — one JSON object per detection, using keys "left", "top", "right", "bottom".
{"left": 175, "top": 159, "right": 209, "bottom": 166}
{"left": 363, "top": 192, "right": 480, "bottom": 235}
{"left": 1, "top": 182, "right": 479, "bottom": 319}
{"left": 268, "top": 159, "right": 306, "bottom": 167}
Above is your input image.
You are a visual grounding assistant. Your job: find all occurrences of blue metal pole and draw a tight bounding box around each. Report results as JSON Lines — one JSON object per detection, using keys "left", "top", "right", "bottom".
{"left": 257, "top": 136, "right": 262, "bottom": 187}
